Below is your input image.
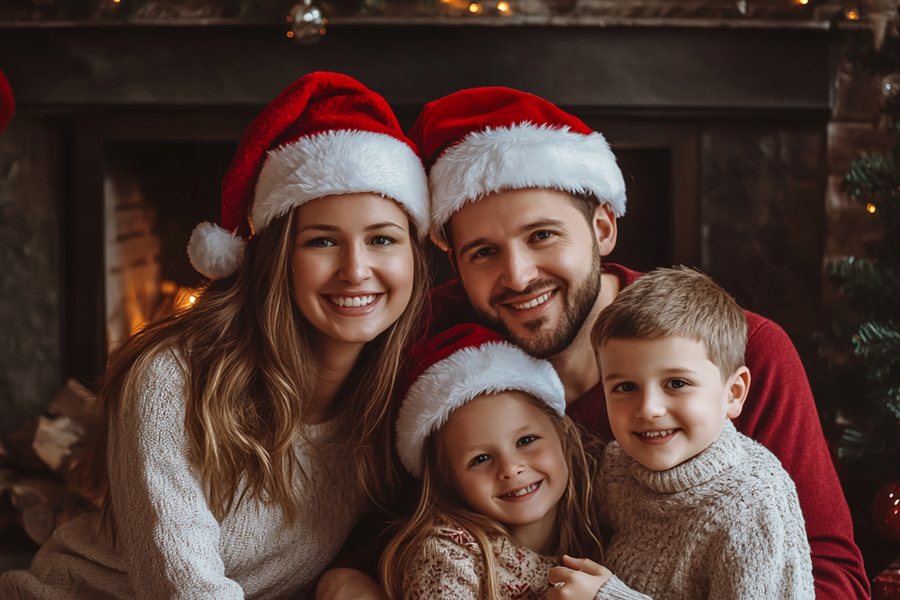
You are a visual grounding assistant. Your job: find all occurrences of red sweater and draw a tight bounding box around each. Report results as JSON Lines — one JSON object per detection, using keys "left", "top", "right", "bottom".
{"left": 426, "top": 263, "right": 871, "bottom": 600}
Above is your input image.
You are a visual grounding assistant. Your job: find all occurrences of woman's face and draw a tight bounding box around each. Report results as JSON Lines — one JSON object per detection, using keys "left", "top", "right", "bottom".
{"left": 291, "top": 192, "right": 415, "bottom": 348}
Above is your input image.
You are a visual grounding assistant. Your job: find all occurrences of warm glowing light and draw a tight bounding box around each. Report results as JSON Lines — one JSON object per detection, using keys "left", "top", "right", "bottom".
{"left": 319, "top": 28, "right": 326, "bottom": 35}
{"left": 113, "top": 0, "right": 121, "bottom": 3}
{"left": 287, "top": 31, "right": 295, "bottom": 37}
{"left": 797, "top": 0, "right": 808, "bottom": 4}
{"left": 846, "top": 9, "right": 860, "bottom": 20}
{"left": 189, "top": 295, "right": 197, "bottom": 304}
{"left": 867, "top": 203, "right": 877, "bottom": 213}
{"left": 497, "top": 1, "right": 509, "bottom": 10}
{"left": 468, "top": 2, "right": 481, "bottom": 12}
{"left": 286, "top": 15, "right": 293, "bottom": 22}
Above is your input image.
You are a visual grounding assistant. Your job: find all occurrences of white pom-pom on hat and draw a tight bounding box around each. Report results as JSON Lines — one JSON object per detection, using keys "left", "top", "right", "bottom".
{"left": 187, "top": 222, "right": 247, "bottom": 279}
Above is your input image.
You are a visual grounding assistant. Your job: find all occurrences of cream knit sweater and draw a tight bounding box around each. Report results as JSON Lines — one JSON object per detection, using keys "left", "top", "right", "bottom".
{"left": 597, "top": 420, "right": 815, "bottom": 600}
{"left": 0, "top": 349, "right": 365, "bottom": 600}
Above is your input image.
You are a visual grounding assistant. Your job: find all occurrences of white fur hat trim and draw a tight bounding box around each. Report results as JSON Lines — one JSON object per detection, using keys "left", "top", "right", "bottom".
{"left": 396, "top": 341, "right": 567, "bottom": 478}
{"left": 187, "top": 222, "right": 247, "bottom": 279}
{"left": 253, "top": 129, "right": 430, "bottom": 235}
{"left": 429, "top": 123, "right": 627, "bottom": 250}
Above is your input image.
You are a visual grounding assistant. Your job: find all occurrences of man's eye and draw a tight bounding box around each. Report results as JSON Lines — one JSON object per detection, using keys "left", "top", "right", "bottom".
{"left": 469, "top": 454, "right": 490, "bottom": 467}
{"left": 517, "top": 435, "right": 538, "bottom": 447}
{"left": 533, "top": 230, "right": 553, "bottom": 241}
{"left": 613, "top": 382, "right": 637, "bottom": 393}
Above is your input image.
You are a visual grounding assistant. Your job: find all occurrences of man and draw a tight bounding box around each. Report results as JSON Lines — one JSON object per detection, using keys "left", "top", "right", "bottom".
{"left": 317, "top": 87, "right": 869, "bottom": 599}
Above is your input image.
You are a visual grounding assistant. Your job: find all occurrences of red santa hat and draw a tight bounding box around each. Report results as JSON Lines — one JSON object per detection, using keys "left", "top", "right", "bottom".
{"left": 0, "top": 68, "right": 15, "bottom": 135}
{"left": 188, "top": 72, "right": 430, "bottom": 279}
{"left": 396, "top": 323, "right": 566, "bottom": 478}
{"left": 408, "top": 87, "right": 626, "bottom": 250}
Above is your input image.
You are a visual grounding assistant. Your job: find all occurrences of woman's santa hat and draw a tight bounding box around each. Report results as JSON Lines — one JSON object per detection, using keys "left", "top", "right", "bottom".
{"left": 408, "top": 87, "right": 627, "bottom": 250}
{"left": 188, "top": 72, "right": 430, "bottom": 279}
{"left": 396, "top": 323, "right": 566, "bottom": 478}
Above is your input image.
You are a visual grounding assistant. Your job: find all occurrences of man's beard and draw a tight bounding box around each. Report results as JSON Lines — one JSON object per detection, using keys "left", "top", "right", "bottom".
{"left": 476, "top": 247, "right": 602, "bottom": 359}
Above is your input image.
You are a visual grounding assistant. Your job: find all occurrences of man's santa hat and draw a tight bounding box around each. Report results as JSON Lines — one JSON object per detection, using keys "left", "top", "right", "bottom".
{"left": 396, "top": 323, "right": 566, "bottom": 478}
{"left": 0, "top": 68, "right": 15, "bottom": 135}
{"left": 408, "top": 87, "right": 627, "bottom": 250}
{"left": 188, "top": 72, "right": 430, "bottom": 279}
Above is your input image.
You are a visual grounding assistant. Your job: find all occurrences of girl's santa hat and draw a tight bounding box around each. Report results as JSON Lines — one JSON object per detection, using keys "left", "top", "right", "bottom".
{"left": 408, "top": 87, "right": 627, "bottom": 250}
{"left": 188, "top": 71, "right": 430, "bottom": 279}
{"left": 396, "top": 323, "right": 566, "bottom": 478}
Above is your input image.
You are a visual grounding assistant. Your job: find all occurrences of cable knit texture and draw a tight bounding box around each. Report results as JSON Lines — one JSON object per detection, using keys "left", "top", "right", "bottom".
{"left": 0, "top": 349, "right": 365, "bottom": 599}
{"left": 597, "top": 420, "right": 815, "bottom": 600}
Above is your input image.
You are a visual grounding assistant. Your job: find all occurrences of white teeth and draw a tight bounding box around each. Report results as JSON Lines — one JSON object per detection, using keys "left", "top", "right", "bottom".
{"left": 330, "top": 295, "right": 376, "bottom": 307}
{"left": 637, "top": 429, "right": 676, "bottom": 438}
{"left": 503, "top": 482, "right": 539, "bottom": 498}
{"left": 511, "top": 292, "right": 551, "bottom": 310}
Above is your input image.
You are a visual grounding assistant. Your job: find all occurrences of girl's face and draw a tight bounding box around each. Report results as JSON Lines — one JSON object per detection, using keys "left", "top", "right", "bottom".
{"left": 291, "top": 193, "right": 415, "bottom": 349}
{"left": 441, "top": 392, "right": 568, "bottom": 539}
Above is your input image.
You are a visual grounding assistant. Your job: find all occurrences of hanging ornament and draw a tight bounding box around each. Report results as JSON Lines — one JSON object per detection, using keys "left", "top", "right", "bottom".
{"left": 872, "top": 480, "right": 900, "bottom": 543}
{"left": 288, "top": 0, "right": 326, "bottom": 43}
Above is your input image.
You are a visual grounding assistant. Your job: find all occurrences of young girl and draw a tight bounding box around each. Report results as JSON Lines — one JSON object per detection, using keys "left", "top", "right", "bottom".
{"left": 0, "top": 72, "right": 430, "bottom": 599}
{"left": 381, "top": 324, "right": 644, "bottom": 600}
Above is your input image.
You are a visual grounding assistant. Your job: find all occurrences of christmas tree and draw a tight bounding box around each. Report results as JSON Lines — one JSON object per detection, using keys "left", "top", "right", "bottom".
{"left": 817, "top": 30, "right": 900, "bottom": 546}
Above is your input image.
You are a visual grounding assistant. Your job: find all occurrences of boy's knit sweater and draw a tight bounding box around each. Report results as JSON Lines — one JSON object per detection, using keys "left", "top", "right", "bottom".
{"left": 0, "top": 349, "right": 365, "bottom": 600}
{"left": 597, "top": 419, "right": 815, "bottom": 600}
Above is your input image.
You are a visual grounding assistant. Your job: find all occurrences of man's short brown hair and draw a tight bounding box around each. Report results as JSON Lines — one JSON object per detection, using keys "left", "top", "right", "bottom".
{"left": 591, "top": 267, "right": 747, "bottom": 380}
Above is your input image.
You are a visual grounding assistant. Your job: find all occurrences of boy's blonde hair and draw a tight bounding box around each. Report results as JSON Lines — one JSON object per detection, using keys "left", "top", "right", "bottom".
{"left": 591, "top": 267, "right": 747, "bottom": 380}
{"left": 380, "top": 391, "right": 604, "bottom": 600}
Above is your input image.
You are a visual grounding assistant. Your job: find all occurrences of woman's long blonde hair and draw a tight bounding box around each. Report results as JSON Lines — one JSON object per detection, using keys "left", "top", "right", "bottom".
{"left": 380, "top": 392, "right": 604, "bottom": 600}
{"left": 79, "top": 206, "right": 429, "bottom": 529}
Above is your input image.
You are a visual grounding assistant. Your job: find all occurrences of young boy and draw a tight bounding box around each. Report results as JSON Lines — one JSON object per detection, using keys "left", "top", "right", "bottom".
{"left": 588, "top": 267, "right": 815, "bottom": 600}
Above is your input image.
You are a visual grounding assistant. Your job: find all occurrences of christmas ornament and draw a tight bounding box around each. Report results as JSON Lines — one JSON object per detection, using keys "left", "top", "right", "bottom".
{"left": 288, "top": 0, "right": 326, "bottom": 43}
{"left": 872, "top": 481, "right": 900, "bottom": 543}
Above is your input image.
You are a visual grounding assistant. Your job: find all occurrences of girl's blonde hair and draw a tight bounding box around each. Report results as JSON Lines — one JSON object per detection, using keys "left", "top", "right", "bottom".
{"left": 380, "top": 391, "right": 603, "bottom": 600}
{"left": 78, "top": 206, "right": 429, "bottom": 530}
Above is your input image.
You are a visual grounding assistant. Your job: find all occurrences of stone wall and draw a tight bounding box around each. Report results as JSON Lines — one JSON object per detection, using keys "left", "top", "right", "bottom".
{"left": 0, "top": 115, "right": 61, "bottom": 437}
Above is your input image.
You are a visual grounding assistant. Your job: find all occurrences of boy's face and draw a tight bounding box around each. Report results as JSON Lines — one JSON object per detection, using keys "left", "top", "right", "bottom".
{"left": 598, "top": 336, "right": 749, "bottom": 471}
{"left": 440, "top": 391, "right": 568, "bottom": 538}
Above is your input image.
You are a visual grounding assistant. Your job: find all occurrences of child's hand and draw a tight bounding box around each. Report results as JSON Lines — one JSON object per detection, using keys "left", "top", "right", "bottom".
{"left": 547, "top": 555, "right": 613, "bottom": 600}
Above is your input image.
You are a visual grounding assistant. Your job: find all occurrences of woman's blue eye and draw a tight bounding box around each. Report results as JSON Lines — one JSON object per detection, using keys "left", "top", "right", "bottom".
{"left": 517, "top": 435, "right": 538, "bottom": 447}
{"left": 614, "top": 382, "right": 637, "bottom": 393}
{"left": 469, "top": 454, "right": 490, "bottom": 467}
{"left": 306, "top": 238, "right": 335, "bottom": 248}
{"left": 371, "top": 235, "right": 394, "bottom": 246}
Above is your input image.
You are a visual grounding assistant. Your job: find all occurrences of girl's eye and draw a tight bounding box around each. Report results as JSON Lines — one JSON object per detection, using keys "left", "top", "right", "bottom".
{"left": 371, "top": 235, "right": 395, "bottom": 246}
{"left": 517, "top": 435, "right": 538, "bottom": 447}
{"left": 469, "top": 454, "right": 490, "bottom": 467}
{"left": 613, "top": 382, "right": 637, "bottom": 393}
{"left": 668, "top": 379, "right": 688, "bottom": 389}
{"left": 472, "top": 247, "right": 495, "bottom": 260}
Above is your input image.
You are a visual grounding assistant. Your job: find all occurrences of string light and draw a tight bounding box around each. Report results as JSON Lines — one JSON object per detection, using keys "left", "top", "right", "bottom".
{"left": 497, "top": 1, "right": 509, "bottom": 11}
{"left": 189, "top": 295, "right": 197, "bottom": 304}
{"left": 468, "top": 2, "right": 481, "bottom": 12}
{"left": 867, "top": 203, "right": 877, "bottom": 213}
{"left": 846, "top": 9, "right": 860, "bottom": 20}
{"left": 797, "top": 0, "right": 808, "bottom": 4}
{"left": 287, "top": 31, "right": 295, "bottom": 37}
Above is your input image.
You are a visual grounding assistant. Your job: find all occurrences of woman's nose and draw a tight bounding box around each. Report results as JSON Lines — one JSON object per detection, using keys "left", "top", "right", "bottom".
{"left": 339, "top": 244, "right": 372, "bottom": 284}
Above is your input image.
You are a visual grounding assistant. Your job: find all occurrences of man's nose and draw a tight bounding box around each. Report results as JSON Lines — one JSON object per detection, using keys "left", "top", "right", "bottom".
{"left": 499, "top": 248, "right": 539, "bottom": 292}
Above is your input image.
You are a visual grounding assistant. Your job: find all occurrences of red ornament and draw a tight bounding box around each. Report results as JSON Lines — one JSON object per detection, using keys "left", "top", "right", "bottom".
{"left": 873, "top": 481, "right": 900, "bottom": 543}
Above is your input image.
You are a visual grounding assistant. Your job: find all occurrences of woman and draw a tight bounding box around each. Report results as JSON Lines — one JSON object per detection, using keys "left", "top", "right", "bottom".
{"left": 0, "top": 72, "right": 430, "bottom": 599}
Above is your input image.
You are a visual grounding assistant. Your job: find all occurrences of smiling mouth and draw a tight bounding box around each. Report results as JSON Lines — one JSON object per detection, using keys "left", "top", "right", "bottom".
{"left": 508, "top": 291, "right": 553, "bottom": 311}
{"left": 326, "top": 294, "right": 380, "bottom": 308}
{"left": 500, "top": 481, "right": 542, "bottom": 499}
{"left": 635, "top": 429, "right": 678, "bottom": 438}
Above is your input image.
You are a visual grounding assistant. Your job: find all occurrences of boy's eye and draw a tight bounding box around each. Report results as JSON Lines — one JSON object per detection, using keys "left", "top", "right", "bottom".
{"left": 667, "top": 379, "right": 688, "bottom": 389}
{"left": 517, "top": 435, "right": 538, "bottom": 447}
{"left": 613, "top": 382, "right": 637, "bottom": 393}
{"left": 469, "top": 454, "right": 490, "bottom": 467}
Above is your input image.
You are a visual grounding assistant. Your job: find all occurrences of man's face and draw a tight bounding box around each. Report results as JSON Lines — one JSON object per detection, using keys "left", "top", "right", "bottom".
{"left": 449, "top": 188, "right": 611, "bottom": 359}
